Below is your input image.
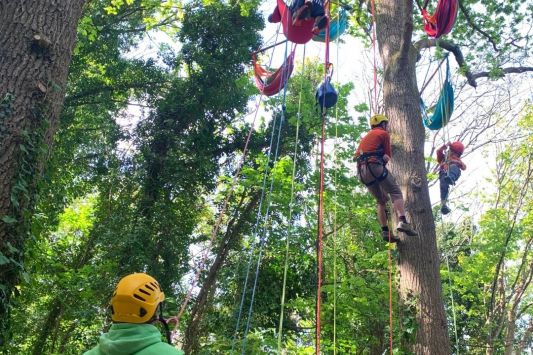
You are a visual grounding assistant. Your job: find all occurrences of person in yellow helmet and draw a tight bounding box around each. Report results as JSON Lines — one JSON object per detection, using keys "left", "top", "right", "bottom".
{"left": 354, "top": 114, "right": 418, "bottom": 242}
{"left": 84, "top": 273, "right": 184, "bottom": 355}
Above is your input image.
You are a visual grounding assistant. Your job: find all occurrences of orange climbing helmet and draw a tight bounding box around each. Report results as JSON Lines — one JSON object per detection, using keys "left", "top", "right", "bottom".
{"left": 449, "top": 141, "right": 464, "bottom": 155}
{"left": 370, "top": 114, "right": 389, "bottom": 127}
{"left": 110, "top": 273, "right": 165, "bottom": 323}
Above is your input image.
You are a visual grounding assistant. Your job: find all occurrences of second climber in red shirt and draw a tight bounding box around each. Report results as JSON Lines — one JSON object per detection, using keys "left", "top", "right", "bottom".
{"left": 354, "top": 114, "right": 418, "bottom": 242}
{"left": 436, "top": 141, "right": 466, "bottom": 215}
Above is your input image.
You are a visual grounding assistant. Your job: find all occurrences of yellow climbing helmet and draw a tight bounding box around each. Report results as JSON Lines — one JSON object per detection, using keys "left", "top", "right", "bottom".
{"left": 110, "top": 273, "right": 165, "bottom": 323}
{"left": 369, "top": 114, "right": 389, "bottom": 127}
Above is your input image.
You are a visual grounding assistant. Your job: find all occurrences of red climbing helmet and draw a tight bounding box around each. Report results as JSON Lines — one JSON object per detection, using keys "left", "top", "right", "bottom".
{"left": 449, "top": 141, "right": 464, "bottom": 155}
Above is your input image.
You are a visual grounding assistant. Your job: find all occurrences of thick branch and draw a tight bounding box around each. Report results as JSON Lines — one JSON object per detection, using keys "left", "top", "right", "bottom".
{"left": 414, "top": 38, "right": 476, "bottom": 87}
{"left": 399, "top": 0, "right": 414, "bottom": 60}
{"left": 471, "top": 67, "right": 533, "bottom": 81}
{"left": 414, "top": 38, "right": 533, "bottom": 88}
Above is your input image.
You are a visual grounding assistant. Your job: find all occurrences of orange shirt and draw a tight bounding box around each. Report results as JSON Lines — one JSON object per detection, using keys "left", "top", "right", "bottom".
{"left": 436, "top": 145, "right": 466, "bottom": 171}
{"left": 356, "top": 127, "right": 391, "bottom": 163}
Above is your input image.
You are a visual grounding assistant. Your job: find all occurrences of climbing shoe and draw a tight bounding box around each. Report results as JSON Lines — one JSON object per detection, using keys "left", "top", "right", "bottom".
{"left": 312, "top": 15, "right": 328, "bottom": 34}
{"left": 441, "top": 204, "right": 451, "bottom": 215}
{"left": 396, "top": 221, "right": 418, "bottom": 236}
{"left": 382, "top": 230, "right": 400, "bottom": 243}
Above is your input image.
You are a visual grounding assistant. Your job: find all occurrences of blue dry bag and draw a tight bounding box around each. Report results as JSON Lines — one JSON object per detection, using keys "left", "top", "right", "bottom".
{"left": 315, "top": 78, "right": 338, "bottom": 111}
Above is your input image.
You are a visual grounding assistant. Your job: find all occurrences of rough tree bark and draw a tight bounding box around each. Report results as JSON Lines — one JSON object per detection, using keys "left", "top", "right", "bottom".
{"left": 376, "top": 0, "right": 451, "bottom": 353}
{"left": 0, "top": 0, "right": 87, "bottom": 342}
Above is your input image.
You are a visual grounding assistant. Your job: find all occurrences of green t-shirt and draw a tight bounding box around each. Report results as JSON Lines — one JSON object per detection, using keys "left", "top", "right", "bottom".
{"left": 84, "top": 323, "right": 184, "bottom": 355}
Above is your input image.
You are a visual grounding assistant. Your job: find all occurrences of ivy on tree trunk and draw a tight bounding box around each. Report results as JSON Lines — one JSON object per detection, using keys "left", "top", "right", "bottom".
{"left": 0, "top": 0, "right": 87, "bottom": 342}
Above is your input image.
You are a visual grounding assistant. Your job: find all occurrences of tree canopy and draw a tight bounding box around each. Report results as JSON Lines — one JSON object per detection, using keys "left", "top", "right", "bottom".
{"left": 0, "top": 0, "right": 531, "bottom": 354}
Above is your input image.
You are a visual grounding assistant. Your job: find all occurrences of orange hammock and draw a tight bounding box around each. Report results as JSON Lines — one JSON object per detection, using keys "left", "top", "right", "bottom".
{"left": 421, "top": 0, "right": 458, "bottom": 38}
{"left": 253, "top": 49, "right": 296, "bottom": 96}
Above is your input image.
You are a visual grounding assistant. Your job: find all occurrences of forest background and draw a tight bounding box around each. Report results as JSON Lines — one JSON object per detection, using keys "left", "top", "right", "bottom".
{"left": 0, "top": 0, "right": 531, "bottom": 354}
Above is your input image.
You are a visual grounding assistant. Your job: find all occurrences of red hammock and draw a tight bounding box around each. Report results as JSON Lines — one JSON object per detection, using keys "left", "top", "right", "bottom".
{"left": 253, "top": 49, "right": 296, "bottom": 96}
{"left": 421, "top": 0, "right": 458, "bottom": 38}
{"left": 270, "top": 0, "right": 315, "bottom": 44}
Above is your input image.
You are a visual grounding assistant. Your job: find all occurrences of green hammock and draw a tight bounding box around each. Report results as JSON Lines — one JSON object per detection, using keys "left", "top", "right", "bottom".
{"left": 420, "top": 57, "right": 454, "bottom": 130}
{"left": 312, "top": 9, "right": 348, "bottom": 42}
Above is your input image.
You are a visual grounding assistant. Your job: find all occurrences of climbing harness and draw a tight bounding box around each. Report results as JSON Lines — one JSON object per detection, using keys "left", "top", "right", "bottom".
{"left": 417, "top": 0, "right": 458, "bottom": 38}
{"left": 356, "top": 149, "right": 389, "bottom": 186}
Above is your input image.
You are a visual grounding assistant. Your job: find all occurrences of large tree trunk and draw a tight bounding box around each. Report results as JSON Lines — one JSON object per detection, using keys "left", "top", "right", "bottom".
{"left": 376, "top": 0, "right": 451, "bottom": 353}
{"left": 0, "top": 0, "right": 86, "bottom": 341}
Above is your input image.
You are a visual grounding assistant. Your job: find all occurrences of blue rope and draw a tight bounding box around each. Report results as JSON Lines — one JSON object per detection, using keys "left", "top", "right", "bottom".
{"left": 230, "top": 103, "right": 280, "bottom": 352}
{"left": 240, "top": 40, "right": 292, "bottom": 355}
{"left": 231, "top": 38, "right": 293, "bottom": 354}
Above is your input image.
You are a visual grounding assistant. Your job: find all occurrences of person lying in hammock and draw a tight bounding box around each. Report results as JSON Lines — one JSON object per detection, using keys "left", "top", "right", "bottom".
{"left": 268, "top": 0, "right": 328, "bottom": 34}
{"left": 354, "top": 114, "right": 418, "bottom": 242}
{"left": 436, "top": 141, "right": 466, "bottom": 215}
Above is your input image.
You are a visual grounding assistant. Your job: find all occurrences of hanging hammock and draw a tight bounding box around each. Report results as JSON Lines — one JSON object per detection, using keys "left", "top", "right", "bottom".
{"left": 421, "top": 0, "right": 458, "bottom": 38}
{"left": 420, "top": 57, "right": 454, "bottom": 130}
{"left": 253, "top": 49, "right": 296, "bottom": 96}
{"left": 270, "top": 0, "right": 316, "bottom": 44}
{"left": 312, "top": 8, "right": 348, "bottom": 42}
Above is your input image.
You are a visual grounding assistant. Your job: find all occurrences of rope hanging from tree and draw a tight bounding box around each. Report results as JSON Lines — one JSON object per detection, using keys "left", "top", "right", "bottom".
{"left": 420, "top": 55, "right": 454, "bottom": 130}
{"left": 233, "top": 34, "right": 293, "bottom": 353}
{"left": 370, "top": 0, "right": 394, "bottom": 353}
{"left": 315, "top": 0, "right": 333, "bottom": 351}
{"left": 277, "top": 44, "right": 307, "bottom": 353}
{"left": 170, "top": 24, "right": 291, "bottom": 333}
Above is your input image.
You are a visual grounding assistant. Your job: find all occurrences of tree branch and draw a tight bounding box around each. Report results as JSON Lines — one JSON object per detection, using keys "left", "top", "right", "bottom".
{"left": 471, "top": 66, "right": 533, "bottom": 81}
{"left": 457, "top": 0, "right": 499, "bottom": 51}
{"left": 414, "top": 38, "right": 533, "bottom": 88}
{"left": 399, "top": 0, "right": 414, "bottom": 60}
{"left": 414, "top": 38, "right": 476, "bottom": 87}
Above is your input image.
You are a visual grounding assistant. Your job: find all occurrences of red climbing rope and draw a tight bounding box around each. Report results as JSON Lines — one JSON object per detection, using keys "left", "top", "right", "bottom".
{"left": 421, "top": 0, "right": 458, "bottom": 38}
{"left": 316, "top": 3, "right": 331, "bottom": 354}
{"left": 387, "top": 231, "right": 394, "bottom": 355}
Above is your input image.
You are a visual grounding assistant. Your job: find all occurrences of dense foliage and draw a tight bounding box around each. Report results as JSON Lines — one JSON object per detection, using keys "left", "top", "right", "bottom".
{"left": 0, "top": 0, "right": 531, "bottom": 354}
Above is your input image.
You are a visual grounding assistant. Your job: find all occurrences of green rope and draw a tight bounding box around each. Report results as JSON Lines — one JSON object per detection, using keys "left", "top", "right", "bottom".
{"left": 332, "top": 8, "right": 342, "bottom": 353}
{"left": 277, "top": 45, "right": 307, "bottom": 353}
{"left": 446, "top": 251, "right": 460, "bottom": 353}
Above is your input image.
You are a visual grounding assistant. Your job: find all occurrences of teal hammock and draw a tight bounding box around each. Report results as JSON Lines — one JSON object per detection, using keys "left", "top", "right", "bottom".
{"left": 312, "top": 9, "right": 348, "bottom": 42}
{"left": 420, "top": 56, "right": 454, "bottom": 130}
